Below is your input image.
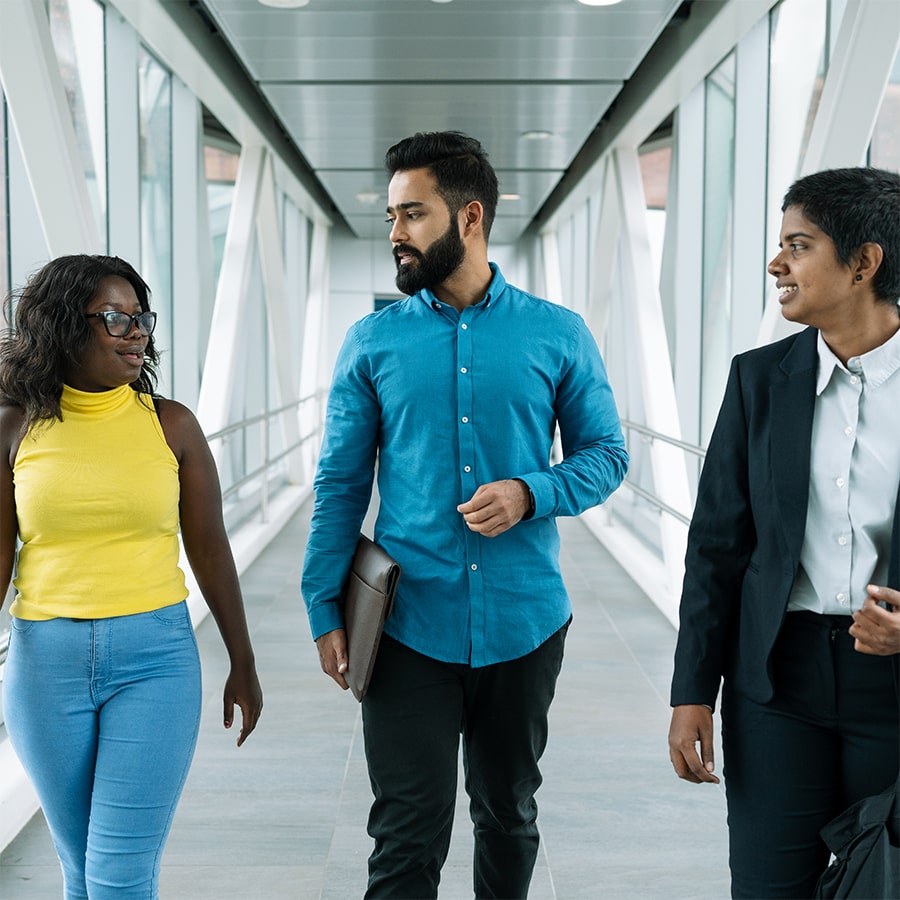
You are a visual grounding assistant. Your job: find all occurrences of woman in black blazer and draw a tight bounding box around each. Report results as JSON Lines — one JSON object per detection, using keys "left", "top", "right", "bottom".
{"left": 668, "top": 167, "right": 900, "bottom": 898}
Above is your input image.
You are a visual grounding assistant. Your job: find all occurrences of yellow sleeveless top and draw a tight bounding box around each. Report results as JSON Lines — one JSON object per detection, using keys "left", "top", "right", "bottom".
{"left": 11, "top": 384, "right": 188, "bottom": 619}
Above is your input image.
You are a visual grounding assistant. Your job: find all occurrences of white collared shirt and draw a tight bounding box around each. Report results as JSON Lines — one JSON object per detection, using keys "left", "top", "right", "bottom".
{"left": 788, "top": 323, "right": 900, "bottom": 614}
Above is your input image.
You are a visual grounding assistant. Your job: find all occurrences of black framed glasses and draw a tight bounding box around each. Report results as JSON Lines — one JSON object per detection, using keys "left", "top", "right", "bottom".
{"left": 85, "top": 310, "right": 157, "bottom": 337}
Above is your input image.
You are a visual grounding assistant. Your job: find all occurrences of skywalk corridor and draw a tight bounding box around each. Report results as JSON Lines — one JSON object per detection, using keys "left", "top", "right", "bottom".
{"left": 1, "top": 503, "right": 729, "bottom": 899}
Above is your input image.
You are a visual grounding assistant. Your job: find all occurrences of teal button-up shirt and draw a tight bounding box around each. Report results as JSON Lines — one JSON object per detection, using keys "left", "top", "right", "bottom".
{"left": 302, "top": 264, "right": 627, "bottom": 666}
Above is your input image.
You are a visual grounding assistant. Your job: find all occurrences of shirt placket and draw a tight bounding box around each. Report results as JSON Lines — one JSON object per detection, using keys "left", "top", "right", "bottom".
{"left": 456, "top": 306, "right": 485, "bottom": 658}
{"left": 840, "top": 367, "right": 861, "bottom": 610}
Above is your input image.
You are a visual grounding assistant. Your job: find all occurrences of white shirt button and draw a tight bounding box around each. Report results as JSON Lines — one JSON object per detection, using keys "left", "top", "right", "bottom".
{"left": 836, "top": 592, "right": 846, "bottom": 604}
{"left": 850, "top": 376, "right": 859, "bottom": 385}
{"left": 835, "top": 478, "right": 845, "bottom": 488}
{"left": 460, "top": 367, "right": 467, "bottom": 373}
{"left": 461, "top": 416, "right": 469, "bottom": 424}
{"left": 844, "top": 426, "right": 853, "bottom": 436}
{"left": 464, "top": 465, "right": 471, "bottom": 473}
{"left": 838, "top": 536, "right": 848, "bottom": 546}
{"left": 470, "top": 564, "right": 478, "bottom": 571}
{"left": 461, "top": 323, "right": 468, "bottom": 330}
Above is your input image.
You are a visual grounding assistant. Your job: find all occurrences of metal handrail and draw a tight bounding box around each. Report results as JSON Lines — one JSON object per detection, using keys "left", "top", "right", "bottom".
{"left": 616, "top": 418, "right": 705, "bottom": 525}
{"left": 620, "top": 418, "right": 706, "bottom": 459}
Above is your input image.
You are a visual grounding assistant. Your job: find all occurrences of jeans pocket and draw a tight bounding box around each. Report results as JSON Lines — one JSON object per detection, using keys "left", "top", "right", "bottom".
{"left": 149, "top": 602, "right": 190, "bottom": 626}
{"left": 9, "top": 616, "right": 36, "bottom": 635}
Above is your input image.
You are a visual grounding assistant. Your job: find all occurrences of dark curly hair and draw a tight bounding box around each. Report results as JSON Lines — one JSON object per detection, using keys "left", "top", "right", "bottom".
{"left": 385, "top": 131, "right": 500, "bottom": 241}
{"left": 782, "top": 167, "right": 900, "bottom": 305}
{"left": 0, "top": 254, "right": 160, "bottom": 431}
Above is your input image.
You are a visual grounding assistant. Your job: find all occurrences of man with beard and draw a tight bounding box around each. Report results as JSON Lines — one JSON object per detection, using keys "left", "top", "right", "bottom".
{"left": 302, "top": 131, "right": 628, "bottom": 899}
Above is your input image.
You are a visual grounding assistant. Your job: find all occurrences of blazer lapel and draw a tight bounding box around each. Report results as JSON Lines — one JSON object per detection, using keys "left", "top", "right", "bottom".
{"left": 769, "top": 328, "right": 818, "bottom": 566}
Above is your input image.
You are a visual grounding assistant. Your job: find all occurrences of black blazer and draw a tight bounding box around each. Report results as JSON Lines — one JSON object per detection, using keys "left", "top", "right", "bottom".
{"left": 671, "top": 327, "right": 900, "bottom": 709}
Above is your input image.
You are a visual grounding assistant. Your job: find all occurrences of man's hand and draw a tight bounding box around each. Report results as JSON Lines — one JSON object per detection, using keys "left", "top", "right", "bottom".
{"left": 668, "top": 704, "right": 720, "bottom": 784}
{"left": 316, "top": 628, "right": 350, "bottom": 690}
{"left": 850, "top": 586, "right": 900, "bottom": 656}
{"left": 457, "top": 479, "right": 530, "bottom": 538}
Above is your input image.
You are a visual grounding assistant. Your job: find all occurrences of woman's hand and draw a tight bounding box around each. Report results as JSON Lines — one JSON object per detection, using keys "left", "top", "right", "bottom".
{"left": 224, "top": 661, "right": 263, "bottom": 747}
{"left": 850, "top": 586, "right": 900, "bottom": 656}
{"left": 668, "top": 704, "right": 720, "bottom": 784}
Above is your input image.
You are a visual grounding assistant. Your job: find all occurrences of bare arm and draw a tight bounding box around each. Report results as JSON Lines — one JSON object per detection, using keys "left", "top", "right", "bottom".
{"left": 0, "top": 405, "right": 25, "bottom": 606}
{"left": 158, "top": 399, "right": 263, "bottom": 746}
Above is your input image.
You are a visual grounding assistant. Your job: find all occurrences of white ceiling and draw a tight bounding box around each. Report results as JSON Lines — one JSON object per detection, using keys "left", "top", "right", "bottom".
{"left": 199, "top": 0, "right": 685, "bottom": 244}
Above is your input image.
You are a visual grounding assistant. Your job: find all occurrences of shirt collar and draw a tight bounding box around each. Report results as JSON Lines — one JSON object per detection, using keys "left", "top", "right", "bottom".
{"left": 816, "top": 324, "right": 900, "bottom": 394}
{"left": 418, "top": 262, "right": 506, "bottom": 312}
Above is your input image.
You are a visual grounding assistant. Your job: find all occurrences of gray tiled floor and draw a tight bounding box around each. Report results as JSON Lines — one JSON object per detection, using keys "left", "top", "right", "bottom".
{"left": 0, "top": 504, "right": 730, "bottom": 898}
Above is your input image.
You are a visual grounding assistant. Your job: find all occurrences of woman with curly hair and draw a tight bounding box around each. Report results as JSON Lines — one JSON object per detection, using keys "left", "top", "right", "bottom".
{"left": 0, "top": 254, "right": 263, "bottom": 899}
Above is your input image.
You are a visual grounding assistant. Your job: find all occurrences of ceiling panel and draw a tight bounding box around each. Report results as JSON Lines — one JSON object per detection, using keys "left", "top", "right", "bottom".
{"left": 199, "top": 0, "right": 684, "bottom": 242}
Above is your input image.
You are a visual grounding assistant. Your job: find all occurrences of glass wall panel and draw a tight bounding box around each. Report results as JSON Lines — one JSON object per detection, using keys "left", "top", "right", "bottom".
{"left": 138, "top": 46, "right": 173, "bottom": 390}
{"left": 1, "top": 96, "right": 8, "bottom": 313}
{"left": 700, "top": 52, "right": 736, "bottom": 444}
{"left": 48, "top": 0, "right": 107, "bottom": 249}
{"left": 205, "top": 144, "right": 239, "bottom": 288}
{"left": 870, "top": 47, "right": 900, "bottom": 169}
{"left": 766, "top": 0, "right": 827, "bottom": 250}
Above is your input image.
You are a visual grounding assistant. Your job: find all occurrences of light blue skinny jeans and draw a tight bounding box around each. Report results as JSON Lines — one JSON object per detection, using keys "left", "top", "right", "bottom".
{"left": 3, "top": 602, "right": 202, "bottom": 899}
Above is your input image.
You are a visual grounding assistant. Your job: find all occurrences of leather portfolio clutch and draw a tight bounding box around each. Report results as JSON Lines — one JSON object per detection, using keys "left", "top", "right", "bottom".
{"left": 341, "top": 534, "right": 401, "bottom": 701}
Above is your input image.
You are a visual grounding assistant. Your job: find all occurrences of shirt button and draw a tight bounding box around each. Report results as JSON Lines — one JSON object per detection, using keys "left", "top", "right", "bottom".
{"left": 461, "top": 323, "right": 468, "bottom": 330}
{"left": 838, "top": 536, "right": 848, "bottom": 546}
{"left": 850, "top": 376, "right": 859, "bottom": 385}
{"left": 461, "top": 416, "right": 469, "bottom": 423}
{"left": 432, "top": 301, "right": 440, "bottom": 310}
{"left": 460, "top": 367, "right": 467, "bottom": 373}
{"left": 836, "top": 592, "right": 846, "bottom": 604}
{"left": 470, "top": 564, "right": 478, "bottom": 571}
{"left": 844, "top": 426, "right": 853, "bottom": 436}
{"left": 464, "top": 465, "right": 471, "bottom": 473}
{"left": 835, "top": 478, "right": 845, "bottom": 488}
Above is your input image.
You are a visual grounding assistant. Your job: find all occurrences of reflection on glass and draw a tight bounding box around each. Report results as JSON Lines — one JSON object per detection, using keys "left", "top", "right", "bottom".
{"left": 700, "top": 52, "right": 736, "bottom": 445}
{"left": 48, "top": 0, "right": 107, "bottom": 249}
{"left": 139, "top": 46, "right": 173, "bottom": 390}
{"left": 870, "top": 47, "right": 900, "bottom": 169}
{"left": 205, "top": 145, "right": 239, "bottom": 287}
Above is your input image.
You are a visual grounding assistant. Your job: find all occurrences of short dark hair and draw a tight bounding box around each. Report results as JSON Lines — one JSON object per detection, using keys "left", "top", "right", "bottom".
{"left": 0, "top": 254, "right": 160, "bottom": 430}
{"left": 385, "top": 131, "right": 500, "bottom": 241}
{"left": 782, "top": 167, "right": 900, "bottom": 304}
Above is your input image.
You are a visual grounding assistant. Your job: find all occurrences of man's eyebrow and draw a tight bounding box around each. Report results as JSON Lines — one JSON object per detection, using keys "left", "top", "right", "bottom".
{"left": 385, "top": 200, "right": 425, "bottom": 214}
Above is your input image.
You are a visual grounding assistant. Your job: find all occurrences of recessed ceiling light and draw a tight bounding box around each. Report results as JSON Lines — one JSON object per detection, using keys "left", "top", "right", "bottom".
{"left": 500, "top": 193, "right": 521, "bottom": 201}
{"left": 521, "top": 130, "right": 553, "bottom": 140}
{"left": 577, "top": 0, "right": 624, "bottom": 6}
{"left": 258, "top": 0, "right": 310, "bottom": 8}
{"left": 355, "top": 191, "right": 381, "bottom": 205}
{"left": 431, "top": 0, "right": 454, "bottom": 4}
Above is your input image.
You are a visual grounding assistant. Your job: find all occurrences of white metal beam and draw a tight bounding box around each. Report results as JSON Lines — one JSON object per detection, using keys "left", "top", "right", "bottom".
{"left": 256, "top": 155, "right": 304, "bottom": 482}
{"left": 0, "top": 0, "right": 102, "bottom": 255}
{"left": 196, "top": 144, "right": 265, "bottom": 448}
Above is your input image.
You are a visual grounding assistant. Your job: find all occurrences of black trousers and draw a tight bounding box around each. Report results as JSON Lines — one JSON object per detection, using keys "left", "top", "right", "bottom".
{"left": 360, "top": 623, "right": 569, "bottom": 900}
{"left": 722, "top": 612, "right": 899, "bottom": 899}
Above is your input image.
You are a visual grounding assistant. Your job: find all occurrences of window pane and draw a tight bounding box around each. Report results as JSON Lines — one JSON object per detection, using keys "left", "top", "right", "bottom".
{"left": 701, "top": 52, "right": 736, "bottom": 444}
{"left": 205, "top": 144, "right": 239, "bottom": 288}
{"left": 48, "top": 0, "right": 107, "bottom": 248}
{"left": 139, "top": 46, "right": 173, "bottom": 390}
{"left": 0, "top": 94, "right": 9, "bottom": 309}
{"left": 870, "top": 47, "right": 900, "bottom": 169}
